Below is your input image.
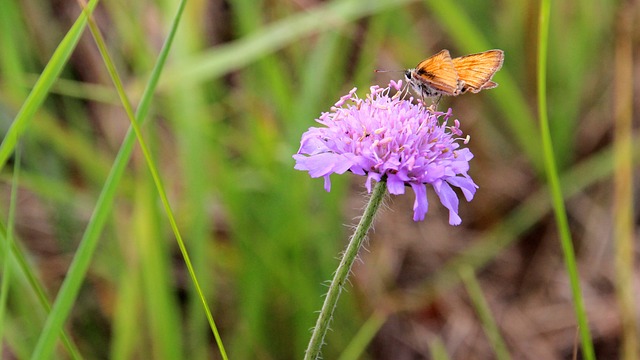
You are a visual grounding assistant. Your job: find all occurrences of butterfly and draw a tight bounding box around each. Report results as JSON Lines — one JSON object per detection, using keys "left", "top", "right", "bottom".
{"left": 403, "top": 49, "right": 504, "bottom": 106}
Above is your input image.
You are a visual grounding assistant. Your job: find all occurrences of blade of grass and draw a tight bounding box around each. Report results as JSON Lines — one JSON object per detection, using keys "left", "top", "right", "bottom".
{"left": 0, "top": 0, "right": 27, "bottom": 92}
{"left": 0, "top": 157, "right": 83, "bottom": 358}
{"left": 163, "top": 7, "right": 218, "bottom": 357}
{"left": 134, "top": 173, "right": 182, "bottom": 359}
{"left": 82, "top": 7, "right": 227, "bottom": 359}
{"left": 0, "top": 149, "right": 20, "bottom": 360}
{"left": 459, "top": 266, "right": 511, "bottom": 360}
{"left": 337, "top": 310, "right": 386, "bottom": 360}
{"left": 0, "top": 154, "right": 81, "bottom": 358}
{"left": 109, "top": 259, "right": 143, "bottom": 359}
{"left": 0, "top": 170, "right": 90, "bottom": 207}
{"left": 613, "top": 3, "right": 638, "bottom": 359}
{"left": 32, "top": 76, "right": 120, "bottom": 104}
{"left": 28, "top": 1, "right": 216, "bottom": 358}
{"left": 547, "top": 2, "right": 615, "bottom": 168}
{"left": 0, "top": 228, "right": 83, "bottom": 359}
{"left": 0, "top": 0, "right": 100, "bottom": 173}
{"left": 536, "top": 0, "right": 594, "bottom": 358}
{"left": 428, "top": 337, "right": 451, "bottom": 360}
{"left": 27, "top": 108, "right": 113, "bottom": 184}
{"left": 2, "top": 93, "right": 114, "bottom": 187}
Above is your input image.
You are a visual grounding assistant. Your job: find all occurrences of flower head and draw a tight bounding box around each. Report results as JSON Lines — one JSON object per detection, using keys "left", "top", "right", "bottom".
{"left": 293, "top": 81, "right": 478, "bottom": 225}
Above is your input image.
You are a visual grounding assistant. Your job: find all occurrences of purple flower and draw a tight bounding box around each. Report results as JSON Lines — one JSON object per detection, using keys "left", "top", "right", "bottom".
{"left": 293, "top": 81, "right": 478, "bottom": 225}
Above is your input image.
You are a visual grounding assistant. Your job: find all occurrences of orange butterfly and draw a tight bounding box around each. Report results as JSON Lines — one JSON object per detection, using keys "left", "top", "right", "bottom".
{"left": 404, "top": 49, "right": 504, "bottom": 104}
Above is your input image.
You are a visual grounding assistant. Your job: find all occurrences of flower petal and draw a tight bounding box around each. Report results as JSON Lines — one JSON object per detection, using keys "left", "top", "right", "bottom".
{"left": 365, "top": 173, "right": 381, "bottom": 193}
{"left": 433, "top": 180, "right": 462, "bottom": 225}
{"left": 323, "top": 175, "right": 332, "bottom": 192}
{"left": 298, "top": 134, "right": 329, "bottom": 155}
{"left": 293, "top": 153, "right": 352, "bottom": 178}
{"left": 386, "top": 174, "right": 406, "bottom": 195}
{"left": 446, "top": 176, "right": 478, "bottom": 201}
{"left": 410, "top": 183, "right": 428, "bottom": 221}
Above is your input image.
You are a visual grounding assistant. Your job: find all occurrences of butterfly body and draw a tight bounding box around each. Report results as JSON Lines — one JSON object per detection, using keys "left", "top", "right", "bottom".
{"left": 404, "top": 49, "right": 504, "bottom": 101}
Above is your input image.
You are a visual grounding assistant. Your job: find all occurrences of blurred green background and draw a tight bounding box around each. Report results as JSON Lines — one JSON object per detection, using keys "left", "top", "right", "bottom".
{"left": 0, "top": 0, "right": 637, "bottom": 359}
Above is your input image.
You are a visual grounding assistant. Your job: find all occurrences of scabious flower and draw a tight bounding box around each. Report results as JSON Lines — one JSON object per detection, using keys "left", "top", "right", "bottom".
{"left": 293, "top": 80, "right": 478, "bottom": 225}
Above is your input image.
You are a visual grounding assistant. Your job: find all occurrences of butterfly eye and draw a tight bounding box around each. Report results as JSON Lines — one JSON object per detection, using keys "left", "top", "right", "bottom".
{"left": 404, "top": 70, "right": 412, "bottom": 79}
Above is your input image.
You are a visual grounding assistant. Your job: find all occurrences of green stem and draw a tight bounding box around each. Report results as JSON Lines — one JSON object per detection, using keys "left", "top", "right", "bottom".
{"left": 536, "top": 0, "right": 595, "bottom": 359}
{"left": 304, "top": 181, "right": 387, "bottom": 360}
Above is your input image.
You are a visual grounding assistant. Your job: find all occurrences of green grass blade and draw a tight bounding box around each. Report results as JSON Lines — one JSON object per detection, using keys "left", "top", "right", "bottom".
{"left": 0, "top": 0, "right": 100, "bottom": 173}
{"left": 0, "top": 228, "right": 83, "bottom": 359}
{"left": 536, "top": 0, "right": 594, "bottom": 358}
{"left": 459, "top": 266, "right": 511, "bottom": 360}
{"left": 134, "top": 174, "right": 182, "bottom": 359}
{"left": 428, "top": 337, "right": 451, "bottom": 360}
{"left": 0, "top": 156, "right": 83, "bottom": 359}
{"left": 337, "top": 311, "right": 386, "bottom": 360}
{"left": 0, "top": 157, "right": 83, "bottom": 357}
{"left": 0, "top": 150, "right": 20, "bottom": 359}
{"left": 0, "top": 0, "right": 27, "bottom": 91}
{"left": 28, "top": 1, "right": 201, "bottom": 358}
{"left": 83, "top": 8, "right": 227, "bottom": 360}
{"left": 110, "top": 266, "right": 143, "bottom": 360}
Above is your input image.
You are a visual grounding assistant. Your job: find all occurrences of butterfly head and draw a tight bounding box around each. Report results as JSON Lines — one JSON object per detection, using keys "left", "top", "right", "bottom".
{"left": 404, "top": 69, "right": 413, "bottom": 81}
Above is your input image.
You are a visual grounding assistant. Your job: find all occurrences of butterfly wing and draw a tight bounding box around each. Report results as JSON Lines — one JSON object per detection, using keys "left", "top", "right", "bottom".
{"left": 452, "top": 50, "right": 504, "bottom": 93}
{"left": 411, "top": 49, "right": 459, "bottom": 95}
